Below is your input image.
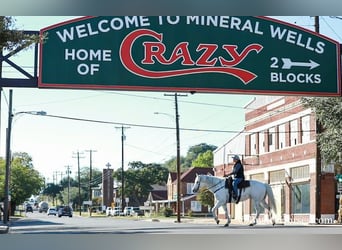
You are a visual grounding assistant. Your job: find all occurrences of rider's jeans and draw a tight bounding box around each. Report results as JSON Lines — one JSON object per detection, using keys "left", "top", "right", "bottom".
{"left": 233, "top": 178, "right": 243, "bottom": 195}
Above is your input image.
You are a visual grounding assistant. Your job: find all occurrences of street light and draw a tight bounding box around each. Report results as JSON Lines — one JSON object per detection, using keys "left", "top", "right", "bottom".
{"left": 3, "top": 89, "right": 47, "bottom": 225}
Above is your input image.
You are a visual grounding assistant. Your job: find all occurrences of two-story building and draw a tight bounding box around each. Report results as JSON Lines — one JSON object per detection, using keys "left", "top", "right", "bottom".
{"left": 147, "top": 167, "right": 214, "bottom": 215}
{"left": 214, "top": 96, "right": 336, "bottom": 224}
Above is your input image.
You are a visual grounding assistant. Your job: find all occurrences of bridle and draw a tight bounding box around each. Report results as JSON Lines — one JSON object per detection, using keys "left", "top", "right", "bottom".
{"left": 195, "top": 175, "right": 225, "bottom": 194}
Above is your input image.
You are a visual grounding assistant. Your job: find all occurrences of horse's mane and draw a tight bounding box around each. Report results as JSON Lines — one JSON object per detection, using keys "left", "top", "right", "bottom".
{"left": 200, "top": 174, "right": 224, "bottom": 185}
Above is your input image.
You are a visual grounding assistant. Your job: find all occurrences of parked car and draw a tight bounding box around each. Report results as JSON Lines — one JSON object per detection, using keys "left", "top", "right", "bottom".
{"left": 113, "top": 207, "right": 122, "bottom": 216}
{"left": 57, "top": 206, "right": 73, "bottom": 217}
{"left": 47, "top": 207, "right": 57, "bottom": 216}
{"left": 105, "top": 207, "right": 113, "bottom": 216}
{"left": 25, "top": 204, "right": 33, "bottom": 213}
{"left": 131, "top": 207, "right": 144, "bottom": 216}
{"left": 124, "top": 207, "right": 142, "bottom": 216}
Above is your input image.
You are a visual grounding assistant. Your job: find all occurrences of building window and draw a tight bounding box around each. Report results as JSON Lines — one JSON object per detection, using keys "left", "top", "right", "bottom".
{"left": 269, "top": 170, "right": 285, "bottom": 183}
{"left": 290, "top": 119, "right": 298, "bottom": 146}
{"left": 259, "top": 132, "right": 265, "bottom": 154}
{"left": 268, "top": 127, "right": 275, "bottom": 152}
{"left": 250, "top": 133, "right": 257, "bottom": 155}
{"left": 278, "top": 124, "right": 286, "bottom": 149}
{"left": 291, "top": 183, "right": 310, "bottom": 213}
{"left": 301, "top": 115, "right": 311, "bottom": 143}
{"left": 291, "top": 165, "right": 310, "bottom": 179}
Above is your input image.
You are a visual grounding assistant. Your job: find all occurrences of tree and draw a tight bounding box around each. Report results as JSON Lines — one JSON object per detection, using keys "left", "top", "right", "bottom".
{"left": 183, "top": 143, "right": 217, "bottom": 169}
{"left": 42, "top": 183, "right": 62, "bottom": 205}
{"left": 0, "top": 16, "right": 40, "bottom": 52}
{"left": 301, "top": 97, "right": 342, "bottom": 163}
{"left": 59, "top": 186, "right": 81, "bottom": 207}
{"left": 114, "top": 161, "right": 169, "bottom": 206}
{"left": 192, "top": 150, "right": 214, "bottom": 167}
{"left": 162, "top": 156, "right": 185, "bottom": 172}
{"left": 196, "top": 187, "right": 214, "bottom": 209}
{"left": 163, "top": 143, "right": 217, "bottom": 172}
{"left": 0, "top": 152, "right": 45, "bottom": 214}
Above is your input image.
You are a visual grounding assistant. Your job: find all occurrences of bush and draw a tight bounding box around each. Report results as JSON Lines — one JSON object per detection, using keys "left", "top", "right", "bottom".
{"left": 163, "top": 207, "right": 173, "bottom": 217}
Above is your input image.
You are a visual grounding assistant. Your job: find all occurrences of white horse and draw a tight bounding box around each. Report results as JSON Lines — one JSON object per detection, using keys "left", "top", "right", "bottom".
{"left": 192, "top": 174, "right": 277, "bottom": 227}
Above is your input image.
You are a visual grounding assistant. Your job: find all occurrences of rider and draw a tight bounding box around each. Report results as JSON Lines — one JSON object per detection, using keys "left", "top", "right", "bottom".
{"left": 225, "top": 155, "right": 245, "bottom": 200}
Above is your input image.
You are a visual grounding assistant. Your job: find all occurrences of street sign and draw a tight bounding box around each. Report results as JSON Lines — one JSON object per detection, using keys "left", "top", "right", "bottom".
{"left": 39, "top": 16, "right": 341, "bottom": 96}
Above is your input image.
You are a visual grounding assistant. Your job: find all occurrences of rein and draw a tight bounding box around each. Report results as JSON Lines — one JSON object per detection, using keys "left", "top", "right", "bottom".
{"left": 202, "top": 176, "right": 225, "bottom": 193}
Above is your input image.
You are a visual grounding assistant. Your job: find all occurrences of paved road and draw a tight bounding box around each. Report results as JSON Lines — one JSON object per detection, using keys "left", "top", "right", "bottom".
{"left": 6, "top": 211, "right": 342, "bottom": 234}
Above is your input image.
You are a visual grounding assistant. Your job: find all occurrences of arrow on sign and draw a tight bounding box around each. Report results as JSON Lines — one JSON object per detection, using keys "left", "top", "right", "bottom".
{"left": 281, "top": 58, "right": 320, "bottom": 70}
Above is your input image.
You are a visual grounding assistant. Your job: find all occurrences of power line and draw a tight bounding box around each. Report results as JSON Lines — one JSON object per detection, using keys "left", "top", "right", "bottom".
{"left": 26, "top": 112, "right": 316, "bottom": 135}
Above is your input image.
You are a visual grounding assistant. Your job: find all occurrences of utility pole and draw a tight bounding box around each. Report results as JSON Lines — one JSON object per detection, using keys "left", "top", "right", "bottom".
{"left": 65, "top": 166, "right": 72, "bottom": 206}
{"left": 85, "top": 149, "right": 96, "bottom": 215}
{"left": 164, "top": 93, "right": 187, "bottom": 223}
{"left": 3, "top": 89, "right": 13, "bottom": 225}
{"left": 115, "top": 125, "right": 130, "bottom": 212}
{"left": 73, "top": 151, "right": 84, "bottom": 216}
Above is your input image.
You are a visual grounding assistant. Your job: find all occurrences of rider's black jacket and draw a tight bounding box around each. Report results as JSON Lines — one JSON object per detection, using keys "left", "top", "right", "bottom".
{"left": 232, "top": 160, "right": 244, "bottom": 179}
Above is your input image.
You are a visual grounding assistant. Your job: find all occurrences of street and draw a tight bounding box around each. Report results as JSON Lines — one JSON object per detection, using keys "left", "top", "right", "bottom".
{"left": 7, "top": 211, "right": 342, "bottom": 234}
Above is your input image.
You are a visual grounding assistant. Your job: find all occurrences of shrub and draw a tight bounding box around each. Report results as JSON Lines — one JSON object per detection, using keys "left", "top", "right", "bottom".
{"left": 163, "top": 207, "right": 173, "bottom": 217}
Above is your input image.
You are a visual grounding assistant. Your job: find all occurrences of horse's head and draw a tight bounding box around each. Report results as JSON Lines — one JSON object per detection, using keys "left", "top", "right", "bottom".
{"left": 192, "top": 174, "right": 202, "bottom": 193}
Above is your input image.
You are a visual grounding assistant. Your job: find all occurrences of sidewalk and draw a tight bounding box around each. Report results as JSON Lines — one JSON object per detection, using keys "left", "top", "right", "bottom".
{"left": 0, "top": 216, "right": 21, "bottom": 234}
{"left": 0, "top": 221, "right": 9, "bottom": 234}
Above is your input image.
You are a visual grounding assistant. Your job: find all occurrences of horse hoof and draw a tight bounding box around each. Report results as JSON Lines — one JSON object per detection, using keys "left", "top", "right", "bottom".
{"left": 216, "top": 220, "right": 220, "bottom": 225}
{"left": 249, "top": 223, "right": 255, "bottom": 226}
{"left": 224, "top": 223, "right": 229, "bottom": 227}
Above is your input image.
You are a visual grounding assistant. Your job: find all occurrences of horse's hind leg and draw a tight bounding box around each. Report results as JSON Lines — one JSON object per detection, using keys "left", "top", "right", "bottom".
{"left": 250, "top": 202, "right": 261, "bottom": 226}
{"left": 260, "top": 200, "right": 275, "bottom": 226}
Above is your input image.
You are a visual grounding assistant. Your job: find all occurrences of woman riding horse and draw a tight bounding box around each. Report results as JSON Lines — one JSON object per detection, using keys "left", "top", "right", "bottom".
{"left": 224, "top": 155, "right": 244, "bottom": 201}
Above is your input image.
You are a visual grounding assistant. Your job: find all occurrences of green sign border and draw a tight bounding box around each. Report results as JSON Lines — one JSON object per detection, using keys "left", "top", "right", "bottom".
{"left": 39, "top": 16, "right": 341, "bottom": 96}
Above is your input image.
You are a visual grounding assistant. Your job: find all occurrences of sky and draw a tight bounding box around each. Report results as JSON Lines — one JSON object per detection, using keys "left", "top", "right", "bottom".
{"left": 1, "top": 16, "right": 341, "bottom": 183}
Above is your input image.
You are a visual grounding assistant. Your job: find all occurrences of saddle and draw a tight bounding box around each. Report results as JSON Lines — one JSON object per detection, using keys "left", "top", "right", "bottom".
{"left": 225, "top": 176, "right": 250, "bottom": 204}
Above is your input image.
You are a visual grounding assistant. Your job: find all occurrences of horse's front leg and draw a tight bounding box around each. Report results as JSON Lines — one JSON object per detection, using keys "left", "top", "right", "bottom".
{"left": 222, "top": 204, "right": 230, "bottom": 227}
{"left": 211, "top": 201, "right": 221, "bottom": 225}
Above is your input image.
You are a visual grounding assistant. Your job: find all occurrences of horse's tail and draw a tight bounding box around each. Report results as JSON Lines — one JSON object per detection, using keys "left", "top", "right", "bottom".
{"left": 265, "top": 184, "right": 277, "bottom": 214}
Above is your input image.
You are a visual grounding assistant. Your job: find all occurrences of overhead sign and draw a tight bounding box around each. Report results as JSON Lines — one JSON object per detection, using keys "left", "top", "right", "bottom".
{"left": 39, "top": 16, "right": 341, "bottom": 96}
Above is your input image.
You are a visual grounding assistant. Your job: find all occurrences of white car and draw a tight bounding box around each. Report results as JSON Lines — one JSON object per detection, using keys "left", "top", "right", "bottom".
{"left": 112, "top": 207, "right": 122, "bottom": 216}
{"left": 47, "top": 207, "right": 57, "bottom": 216}
{"left": 105, "top": 207, "right": 113, "bottom": 216}
{"left": 123, "top": 207, "right": 141, "bottom": 216}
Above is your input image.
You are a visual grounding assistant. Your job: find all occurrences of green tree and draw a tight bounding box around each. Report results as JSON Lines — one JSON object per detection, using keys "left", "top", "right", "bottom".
{"left": 163, "top": 143, "right": 217, "bottom": 172}
{"left": 3, "top": 152, "right": 45, "bottom": 214}
{"left": 59, "top": 186, "right": 81, "bottom": 207}
{"left": 301, "top": 97, "right": 342, "bottom": 163}
{"left": 183, "top": 143, "right": 217, "bottom": 169}
{"left": 196, "top": 187, "right": 214, "bottom": 209}
{"left": 115, "top": 161, "right": 169, "bottom": 206}
{"left": 42, "top": 183, "right": 62, "bottom": 205}
{"left": 162, "top": 156, "right": 185, "bottom": 172}
{"left": 0, "top": 16, "right": 40, "bottom": 52}
{"left": 192, "top": 150, "right": 214, "bottom": 167}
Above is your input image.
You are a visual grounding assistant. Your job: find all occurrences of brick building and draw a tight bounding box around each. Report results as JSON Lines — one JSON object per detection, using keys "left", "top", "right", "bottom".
{"left": 214, "top": 96, "right": 336, "bottom": 224}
